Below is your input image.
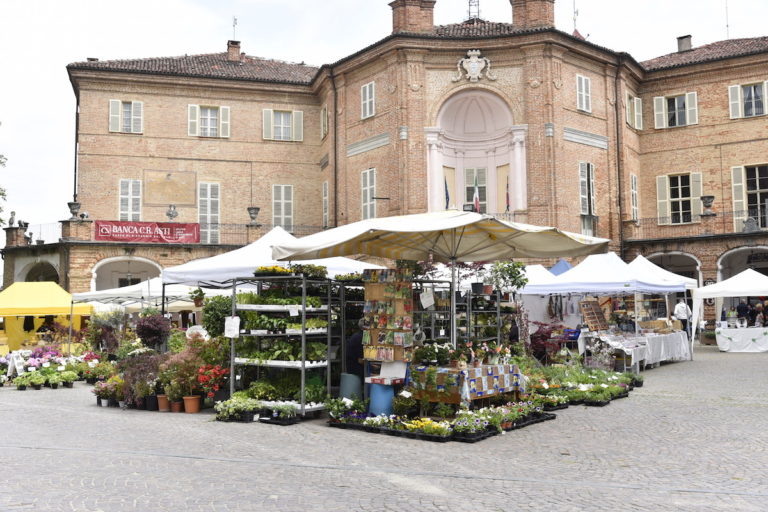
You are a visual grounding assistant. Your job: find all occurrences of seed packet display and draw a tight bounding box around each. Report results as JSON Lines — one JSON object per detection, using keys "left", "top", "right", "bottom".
{"left": 363, "top": 300, "right": 375, "bottom": 314}
{"left": 402, "top": 332, "right": 413, "bottom": 347}
{"left": 403, "top": 300, "right": 413, "bottom": 313}
{"left": 362, "top": 331, "right": 371, "bottom": 345}
{"left": 386, "top": 301, "right": 395, "bottom": 315}
{"left": 385, "top": 331, "right": 395, "bottom": 344}
{"left": 377, "top": 315, "right": 388, "bottom": 329}
{"left": 393, "top": 332, "right": 405, "bottom": 346}
{"left": 377, "top": 301, "right": 389, "bottom": 315}
{"left": 377, "top": 331, "right": 387, "bottom": 344}
{"left": 391, "top": 316, "right": 402, "bottom": 329}
{"left": 402, "top": 316, "right": 412, "bottom": 329}
{"left": 362, "top": 316, "right": 372, "bottom": 329}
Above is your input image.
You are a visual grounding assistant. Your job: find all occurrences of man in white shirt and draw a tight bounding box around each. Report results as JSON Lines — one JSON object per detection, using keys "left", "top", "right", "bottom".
{"left": 673, "top": 299, "right": 692, "bottom": 338}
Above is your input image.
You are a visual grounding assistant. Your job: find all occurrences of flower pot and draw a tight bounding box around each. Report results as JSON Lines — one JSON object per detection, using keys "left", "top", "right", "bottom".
{"left": 170, "top": 401, "right": 184, "bottom": 413}
{"left": 50, "top": 383, "right": 59, "bottom": 390}
{"left": 32, "top": 384, "right": 42, "bottom": 390}
{"left": 17, "top": 385, "right": 27, "bottom": 391}
{"left": 193, "top": 298, "right": 204, "bottom": 307}
{"left": 118, "top": 400, "right": 126, "bottom": 409}
{"left": 63, "top": 382, "right": 74, "bottom": 388}
{"left": 96, "top": 397, "right": 102, "bottom": 407}
{"left": 182, "top": 395, "right": 201, "bottom": 414}
{"left": 470, "top": 282, "right": 484, "bottom": 294}
{"left": 472, "top": 359, "right": 482, "bottom": 368}
{"left": 108, "top": 398, "right": 119, "bottom": 407}
{"left": 85, "top": 377, "right": 96, "bottom": 385}
{"left": 449, "top": 360, "right": 459, "bottom": 368}
{"left": 136, "top": 398, "right": 147, "bottom": 410}
{"left": 145, "top": 394, "right": 159, "bottom": 411}
{"left": 156, "top": 394, "right": 170, "bottom": 412}
{"left": 483, "top": 285, "right": 494, "bottom": 295}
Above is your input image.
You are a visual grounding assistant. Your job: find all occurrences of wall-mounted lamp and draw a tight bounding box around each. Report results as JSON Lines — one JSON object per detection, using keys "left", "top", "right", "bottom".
{"left": 166, "top": 205, "right": 178, "bottom": 221}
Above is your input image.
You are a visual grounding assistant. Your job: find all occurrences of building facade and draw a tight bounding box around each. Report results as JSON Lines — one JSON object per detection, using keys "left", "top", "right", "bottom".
{"left": 4, "top": 0, "right": 768, "bottom": 321}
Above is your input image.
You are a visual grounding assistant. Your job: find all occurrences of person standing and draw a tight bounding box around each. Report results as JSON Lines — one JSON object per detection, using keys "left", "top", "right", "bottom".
{"left": 754, "top": 303, "right": 765, "bottom": 327}
{"left": 673, "top": 298, "right": 692, "bottom": 337}
{"left": 736, "top": 299, "right": 750, "bottom": 320}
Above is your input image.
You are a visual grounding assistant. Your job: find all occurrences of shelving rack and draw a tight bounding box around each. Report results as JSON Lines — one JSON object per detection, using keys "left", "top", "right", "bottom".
{"left": 228, "top": 274, "right": 332, "bottom": 416}
{"left": 411, "top": 280, "right": 453, "bottom": 343}
{"left": 456, "top": 289, "right": 502, "bottom": 346}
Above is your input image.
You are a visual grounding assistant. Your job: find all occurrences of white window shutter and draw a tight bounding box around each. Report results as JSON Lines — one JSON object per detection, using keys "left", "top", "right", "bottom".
{"left": 654, "top": 96, "right": 666, "bottom": 129}
{"left": 634, "top": 98, "right": 643, "bottom": 130}
{"left": 187, "top": 104, "right": 199, "bottom": 136}
{"left": 589, "top": 164, "right": 596, "bottom": 214}
{"left": 263, "top": 109, "right": 274, "bottom": 140}
{"left": 131, "top": 101, "right": 143, "bottom": 133}
{"left": 219, "top": 106, "right": 230, "bottom": 138}
{"left": 576, "top": 76, "right": 583, "bottom": 110}
{"left": 656, "top": 175, "right": 669, "bottom": 225}
{"left": 686, "top": 91, "right": 698, "bottom": 125}
{"left": 625, "top": 94, "right": 632, "bottom": 125}
{"left": 732, "top": 166, "right": 746, "bottom": 230}
{"left": 369, "top": 82, "right": 376, "bottom": 117}
{"left": 109, "top": 100, "right": 121, "bottom": 132}
{"left": 584, "top": 77, "right": 592, "bottom": 113}
{"left": 371, "top": 169, "right": 376, "bottom": 218}
{"left": 764, "top": 82, "right": 768, "bottom": 114}
{"left": 579, "top": 163, "right": 589, "bottom": 215}
{"left": 728, "top": 85, "right": 743, "bottom": 119}
{"left": 322, "top": 181, "right": 329, "bottom": 228}
{"left": 630, "top": 174, "right": 639, "bottom": 220}
{"left": 690, "top": 172, "right": 703, "bottom": 219}
{"left": 292, "top": 110, "right": 303, "bottom": 142}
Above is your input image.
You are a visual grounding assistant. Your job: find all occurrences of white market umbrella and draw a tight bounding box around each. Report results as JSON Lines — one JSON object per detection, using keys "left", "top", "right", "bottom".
{"left": 162, "top": 226, "right": 382, "bottom": 286}
{"left": 272, "top": 210, "right": 610, "bottom": 345}
{"left": 692, "top": 268, "right": 768, "bottom": 336}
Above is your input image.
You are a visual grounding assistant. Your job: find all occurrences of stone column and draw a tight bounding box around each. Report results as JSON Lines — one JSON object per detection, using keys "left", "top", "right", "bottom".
{"left": 510, "top": 134, "right": 527, "bottom": 211}
{"left": 425, "top": 130, "right": 443, "bottom": 212}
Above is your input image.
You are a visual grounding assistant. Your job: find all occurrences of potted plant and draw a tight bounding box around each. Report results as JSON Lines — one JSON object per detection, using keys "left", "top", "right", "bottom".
{"left": 28, "top": 372, "right": 46, "bottom": 390}
{"left": 214, "top": 396, "right": 262, "bottom": 422}
{"left": 486, "top": 260, "right": 528, "bottom": 296}
{"left": 14, "top": 373, "right": 30, "bottom": 390}
{"left": 260, "top": 404, "right": 299, "bottom": 425}
{"left": 106, "top": 375, "right": 125, "bottom": 407}
{"left": 189, "top": 287, "right": 206, "bottom": 308}
{"left": 165, "top": 381, "right": 185, "bottom": 412}
{"left": 136, "top": 314, "right": 171, "bottom": 351}
{"left": 92, "top": 380, "right": 112, "bottom": 406}
{"left": 47, "top": 373, "right": 63, "bottom": 389}
{"left": 60, "top": 371, "right": 78, "bottom": 388}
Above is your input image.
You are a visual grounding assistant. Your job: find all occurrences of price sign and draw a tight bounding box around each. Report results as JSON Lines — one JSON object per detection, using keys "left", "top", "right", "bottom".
{"left": 224, "top": 316, "right": 241, "bottom": 338}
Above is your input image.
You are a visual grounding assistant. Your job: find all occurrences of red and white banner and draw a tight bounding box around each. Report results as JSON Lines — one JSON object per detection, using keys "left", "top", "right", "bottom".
{"left": 95, "top": 221, "right": 200, "bottom": 243}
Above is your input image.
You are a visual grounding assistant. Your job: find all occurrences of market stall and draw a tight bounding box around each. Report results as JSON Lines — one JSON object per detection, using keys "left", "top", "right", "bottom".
{"left": 0, "top": 282, "right": 92, "bottom": 352}
{"left": 691, "top": 268, "right": 768, "bottom": 353}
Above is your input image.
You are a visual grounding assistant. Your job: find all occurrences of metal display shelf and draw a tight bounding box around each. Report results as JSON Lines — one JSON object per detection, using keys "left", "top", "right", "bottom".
{"left": 234, "top": 357, "right": 329, "bottom": 369}
{"left": 236, "top": 304, "right": 328, "bottom": 312}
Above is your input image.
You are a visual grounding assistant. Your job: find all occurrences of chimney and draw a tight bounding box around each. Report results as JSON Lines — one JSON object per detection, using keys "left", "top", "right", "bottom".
{"left": 389, "top": 0, "right": 436, "bottom": 34}
{"left": 511, "top": 0, "right": 556, "bottom": 29}
{"left": 677, "top": 35, "right": 692, "bottom": 52}
{"left": 227, "top": 40, "right": 241, "bottom": 62}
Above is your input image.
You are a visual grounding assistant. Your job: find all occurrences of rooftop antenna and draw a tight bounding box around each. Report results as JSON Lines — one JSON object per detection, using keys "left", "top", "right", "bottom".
{"left": 232, "top": 16, "right": 238, "bottom": 40}
{"left": 468, "top": 0, "right": 480, "bottom": 20}
{"left": 573, "top": 0, "right": 578, "bottom": 33}
{"left": 725, "top": 0, "right": 730, "bottom": 39}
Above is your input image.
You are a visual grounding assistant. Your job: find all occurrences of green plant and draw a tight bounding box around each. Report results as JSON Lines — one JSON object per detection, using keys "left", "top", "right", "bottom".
{"left": 164, "top": 380, "right": 184, "bottom": 402}
{"left": 167, "top": 329, "right": 188, "bottom": 354}
{"left": 325, "top": 396, "right": 352, "bottom": 419}
{"left": 214, "top": 396, "right": 262, "bottom": 420}
{"left": 270, "top": 403, "right": 298, "bottom": 418}
{"left": 296, "top": 382, "right": 326, "bottom": 403}
{"left": 486, "top": 260, "right": 528, "bottom": 292}
{"left": 392, "top": 393, "right": 417, "bottom": 417}
{"left": 334, "top": 273, "right": 362, "bottom": 282}
{"left": 135, "top": 314, "right": 171, "bottom": 350}
{"left": 289, "top": 264, "right": 327, "bottom": 279}
{"left": 190, "top": 287, "right": 206, "bottom": 301}
{"left": 60, "top": 371, "right": 78, "bottom": 383}
{"left": 432, "top": 402, "right": 455, "bottom": 419}
{"left": 202, "top": 295, "right": 233, "bottom": 338}
{"left": 28, "top": 372, "right": 46, "bottom": 386}
{"left": 247, "top": 381, "right": 278, "bottom": 401}
{"left": 14, "top": 374, "right": 31, "bottom": 388}
{"left": 46, "top": 373, "right": 63, "bottom": 385}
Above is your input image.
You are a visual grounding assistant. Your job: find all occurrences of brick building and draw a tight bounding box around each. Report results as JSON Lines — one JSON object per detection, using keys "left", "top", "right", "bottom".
{"left": 4, "top": 0, "right": 768, "bottom": 320}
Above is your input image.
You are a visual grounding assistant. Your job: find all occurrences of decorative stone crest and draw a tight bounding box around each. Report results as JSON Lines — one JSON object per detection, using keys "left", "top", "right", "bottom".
{"left": 452, "top": 50, "right": 497, "bottom": 83}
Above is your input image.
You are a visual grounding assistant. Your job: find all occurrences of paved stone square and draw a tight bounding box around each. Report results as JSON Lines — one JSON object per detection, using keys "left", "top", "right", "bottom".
{"left": 2, "top": 344, "right": 767, "bottom": 511}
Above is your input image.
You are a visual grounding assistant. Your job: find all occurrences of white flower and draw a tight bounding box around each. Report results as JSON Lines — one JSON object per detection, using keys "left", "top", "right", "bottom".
{"left": 600, "top": 383, "right": 609, "bottom": 388}
{"left": 341, "top": 397, "right": 353, "bottom": 407}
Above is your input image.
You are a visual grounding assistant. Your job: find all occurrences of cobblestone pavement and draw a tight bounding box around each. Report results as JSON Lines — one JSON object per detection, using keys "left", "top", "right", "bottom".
{"left": 2, "top": 344, "right": 768, "bottom": 511}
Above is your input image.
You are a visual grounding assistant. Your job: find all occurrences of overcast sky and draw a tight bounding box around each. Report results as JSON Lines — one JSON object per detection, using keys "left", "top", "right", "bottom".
{"left": 1, "top": 0, "right": 766, "bottom": 242}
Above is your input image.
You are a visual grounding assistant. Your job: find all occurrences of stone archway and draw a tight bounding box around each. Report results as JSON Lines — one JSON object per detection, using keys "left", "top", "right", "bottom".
{"left": 91, "top": 256, "right": 161, "bottom": 291}
{"left": 24, "top": 262, "right": 59, "bottom": 283}
{"left": 716, "top": 246, "right": 768, "bottom": 311}
{"left": 425, "top": 89, "right": 527, "bottom": 214}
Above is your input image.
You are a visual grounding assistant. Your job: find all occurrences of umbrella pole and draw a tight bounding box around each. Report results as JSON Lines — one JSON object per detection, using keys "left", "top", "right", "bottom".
{"left": 161, "top": 283, "right": 166, "bottom": 315}
{"left": 451, "top": 258, "right": 457, "bottom": 349}
{"left": 685, "top": 288, "right": 693, "bottom": 361}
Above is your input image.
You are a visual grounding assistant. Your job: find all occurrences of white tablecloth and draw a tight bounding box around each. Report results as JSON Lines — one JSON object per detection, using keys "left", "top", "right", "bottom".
{"left": 715, "top": 327, "right": 768, "bottom": 352}
{"left": 641, "top": 331, "right": 690, "bottom": 366}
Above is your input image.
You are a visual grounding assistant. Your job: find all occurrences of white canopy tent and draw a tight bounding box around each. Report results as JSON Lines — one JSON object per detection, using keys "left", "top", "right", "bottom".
{"left": 691, "top": 268, "right": 768, "bottom": 336}
{"left": 521, "top": 252, "right": 686, "bottom": 296}
{"left": 627, "top": 255, "right": 698, "bottom": 290}
{"left": 162, "top": 226, "right": 383, "bottom": 286}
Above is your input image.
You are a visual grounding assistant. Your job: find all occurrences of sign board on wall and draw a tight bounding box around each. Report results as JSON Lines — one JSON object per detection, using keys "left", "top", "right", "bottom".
{"left": 95, "top": 221, "right": 200, "bottom": 243}
{"left": 143, "top": 170, "right": 197, "bottom": 206}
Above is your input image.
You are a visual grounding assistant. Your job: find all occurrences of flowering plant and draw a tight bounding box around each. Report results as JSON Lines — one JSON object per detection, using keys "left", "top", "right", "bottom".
{"left": 452, "top": 410, "right": 488, "bottom": 434}
{"left": 197, "top": 364, "right": 229, "bottom": 398}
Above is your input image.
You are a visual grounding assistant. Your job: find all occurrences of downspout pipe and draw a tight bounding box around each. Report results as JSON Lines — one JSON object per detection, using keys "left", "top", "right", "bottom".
{"left": 614, "top": 55, "right": 626, "bottom": 260}
{"left": 330, "top": 69, "right": 339, "bottom": 227}
{"left": 73, "top": 91, "right": 80, "bottom": 203}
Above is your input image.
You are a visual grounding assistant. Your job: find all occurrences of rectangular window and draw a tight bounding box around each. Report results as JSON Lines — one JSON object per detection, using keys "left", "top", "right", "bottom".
{"left": 668, "top": 174, "right": 691, "bottom": 224}
{"left": 109, "top": 100, "right": 143, "bottom": 133}
{"left": 579, "top": 163, "right": 596, "bottom": 236}
{"left": 273, "top": 184, "right": 294, "bottom": 231}
{"left": 653, "top": 92, "right": 698, "bottom": 128}
{"left": 626, "top": 94, "right": 643, "bottom": 130}
{"left": 361, "top": 81, "right": 375, "bottom": 119}
{"left": 464, "top": 168, "right": 487, "bottom": 213}
{"left": 119, "top": 179, "right": 141, "bottom": 221}
{"left": 361, "top": 168, "right": 376, "bottom": 220}
{"left": 118, "top": 277, "right": 141, "bottom": 288}
{"left": 199, "top": 182, "right": 220, "bottom": 244}
{"left": 188, "top": 105, "right": 230, "bottom": 138}
{"left": 630, "top": 173, "right": 639, "bottom": 221}
{"left": 262, "top": 109, "right": 303, "bottom": 141}
{"left": 320, "top": 105, "right": 329, "bottom": 139}
{"left": 746, "top": 164, "right": 768, "bottom": 228}
{"left": 322, "top": 181, "right": 329, "bottom": 228}
{"left": 743, "top": 84, "right": 765, "bottom": 118}
{"left": 576, "top": 75, "right": 592, "bottom": 113}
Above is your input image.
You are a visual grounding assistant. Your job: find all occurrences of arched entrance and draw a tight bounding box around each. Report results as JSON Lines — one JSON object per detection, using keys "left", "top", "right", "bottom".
{"left": 24, "top": 262, "right": 59, "bottom": 283}
{"left": 425, "top": 89, "right": 527, "bottom": 214}
{"left": 91, "top": 256, "right": 161, "bottom": 291}
{"left": 717, "top": 246, "right": 768, "bottom": 310}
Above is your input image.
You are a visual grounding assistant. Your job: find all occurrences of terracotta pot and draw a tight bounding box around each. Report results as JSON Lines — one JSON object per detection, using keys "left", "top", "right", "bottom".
{"left": 157, "top": 394, "right": 170, "bottom": 412}
{"left": 170, "top": 401, "right": 184, "bottom": 413}
{"left": 449, "top": 360, "right": 459, "bottom": 368}
{"left": 193, "top": 298, "right": 204, "bottom": 307}
{"left": 473, "top": 359, "right": 482, "bottom": 368}
{"left": 183, "top": 395, "right": 201, "bottom": 414}
{"left": 483, "top": 285, "right": 494, "bottom": 295}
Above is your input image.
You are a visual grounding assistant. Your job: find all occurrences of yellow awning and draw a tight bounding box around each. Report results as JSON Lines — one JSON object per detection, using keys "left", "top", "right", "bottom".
{"left": 0, "top": 282, "right": 92, "bottom": 316}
